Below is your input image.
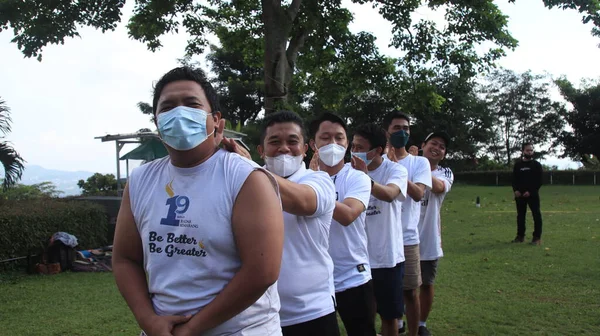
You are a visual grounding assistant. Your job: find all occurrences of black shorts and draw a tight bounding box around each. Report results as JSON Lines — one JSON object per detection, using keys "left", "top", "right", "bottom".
{"left": 421, "top": 259, "right": 439, "bottom": 285}
{"left": 336, "top": 280, "right": 377, "bottom": 336}
{"left": 282, "top": 311, "right": 340, "bottom": 336}
{"left": 371, "top": 262, "right": 405, "bottom": 320}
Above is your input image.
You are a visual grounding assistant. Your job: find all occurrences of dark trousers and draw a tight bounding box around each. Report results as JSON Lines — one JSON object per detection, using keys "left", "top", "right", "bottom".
{"left": 282, "top": 311, "right": 340, "bottom": 336}
{"left": 516, "top": 194, "right": 543, "bottom": 238}
{"left": 336, "top": 280, "right": 377, "bottom": 336}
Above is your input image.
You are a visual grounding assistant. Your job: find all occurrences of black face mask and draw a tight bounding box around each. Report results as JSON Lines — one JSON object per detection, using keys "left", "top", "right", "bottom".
{"left": 523, "top": 154, "right": 533, "bottom": 159}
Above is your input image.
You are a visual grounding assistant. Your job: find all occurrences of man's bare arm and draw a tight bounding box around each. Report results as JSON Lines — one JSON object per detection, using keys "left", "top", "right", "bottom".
{"left": 333, "top": 198, "right": 365, "bottom": 226}
{"left": 113, "top": 184, "right": 161, "bottom": 330}
{"left": 406, "top": 181, "right": 426, "bottom": 201}
{"left": 274, "top": 174, "right": 318, "bottom": 216}
{"left": 431, "top": 176, "right": 446, "bottom": 194}
{"left": 184, "top": 171, "right": 284, "bottom": 333}
{"left": 371, "top": 182, "right": 401, "bottom": 203}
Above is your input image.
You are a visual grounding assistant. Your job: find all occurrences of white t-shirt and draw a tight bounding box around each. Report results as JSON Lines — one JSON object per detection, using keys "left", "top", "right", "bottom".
{"left": 128, "top": 149, "right": 281, "bottom": 336}
{"left": 365, "top": 159, "right": 408, "bottom": 269}
{"left": 328, "top": 164, "right": 372, "bottom": 293}
{"left": 419, "top": 166, "right": 454, "bottom": 261}
{"left": 391, "top": 154, "right": 432, "bottom": 246}
{"left": 277, "top": 165, "right": 337, "bottom": 327}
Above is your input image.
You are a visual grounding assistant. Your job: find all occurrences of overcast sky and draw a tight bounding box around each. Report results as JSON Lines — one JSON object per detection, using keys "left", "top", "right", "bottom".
{"left": 1, "top": 0, "right": 598, "bottom": 176}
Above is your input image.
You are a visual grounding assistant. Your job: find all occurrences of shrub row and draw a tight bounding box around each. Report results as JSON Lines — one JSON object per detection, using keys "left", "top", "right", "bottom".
{"left": 0, "top": 199, "right": 109, "bottom": 261}
{"left": 454, "top": 170, "right": 600, "bottom": 186}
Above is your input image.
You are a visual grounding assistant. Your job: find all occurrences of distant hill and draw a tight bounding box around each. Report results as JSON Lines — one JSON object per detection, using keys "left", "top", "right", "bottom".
{"left": 20, "top": 165, "right": 95, "bottom": 196}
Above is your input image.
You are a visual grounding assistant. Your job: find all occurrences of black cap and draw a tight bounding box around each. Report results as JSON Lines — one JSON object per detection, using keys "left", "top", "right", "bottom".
{"left": 424, "top": 131, "right": 450, "bottom": 147}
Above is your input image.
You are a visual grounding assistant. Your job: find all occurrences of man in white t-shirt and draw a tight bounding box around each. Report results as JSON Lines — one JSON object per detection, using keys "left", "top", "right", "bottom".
{"left": 113, "top": 66, "right": 284, "bottom": 336}
{"left": 307, "top": 113, "right": 375, "bottom": 336}
{"left": 350, "top": 123, "right": 408, "bottom": 336}
{"left": 383, "top": 111, "right": 432, "bottom": 336}
{"left": 417, "top": 132, "right": 453, "bottom": 336}
{"left": 257, "top": 110, "right": 339, "bottom": 336}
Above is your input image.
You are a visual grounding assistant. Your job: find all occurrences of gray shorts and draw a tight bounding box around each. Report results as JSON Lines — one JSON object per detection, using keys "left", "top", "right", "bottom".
{"left": 420, "top": 259, "right": 439, "bottom": 286}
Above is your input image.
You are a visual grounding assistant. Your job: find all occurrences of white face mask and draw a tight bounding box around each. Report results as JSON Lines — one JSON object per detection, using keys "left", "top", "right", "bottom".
{"left": 318, "top": 143, "right": 346, "bottom": 167}
{"left": 265, "top": 154, "right": 305, "bottom": 177}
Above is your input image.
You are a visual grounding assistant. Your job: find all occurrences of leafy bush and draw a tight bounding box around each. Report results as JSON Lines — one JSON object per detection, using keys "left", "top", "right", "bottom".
{"left": 0, "top": 181, "right": 63, "bottom": 200}
{"left": 455, "top": 170, "right": 600, "bottom": 186}
{"left": 0, "top": 199, "right": 109, "bottom": 261}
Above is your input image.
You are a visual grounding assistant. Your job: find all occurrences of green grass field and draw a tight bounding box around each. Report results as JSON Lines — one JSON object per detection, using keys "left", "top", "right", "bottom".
{"left": 1, "top": 186, "right": 599, "bottom": 335}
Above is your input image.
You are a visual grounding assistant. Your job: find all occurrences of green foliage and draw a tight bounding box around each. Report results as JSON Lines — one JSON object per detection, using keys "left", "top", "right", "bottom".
{"left": 482, "top": 68, "right": 564, "bottom": 166}
{"left": 0, "top": 199, "right": 109, "bottom": 260}
{"left": 409, "top": 71, "right": 496, "bottom": 160}
{"left": 454, "top": 169, "right": 599, "bottom": 186}
{"left": 0, "top": 181, "right": 62, "bottom": 201}
{"left": 5, "top": 0, "right": 599, "bottom": 111}
{"left": 77, "top": 173, "right": 118, "bottom": 196}
{"left": 0, "top": 0, "right": 126, "bottom": 61}
{"left": 0, "top": 97, "right": 25, "bottom": 190}
{"left": 554, "top": 77, "right": 600, "bottom": 167}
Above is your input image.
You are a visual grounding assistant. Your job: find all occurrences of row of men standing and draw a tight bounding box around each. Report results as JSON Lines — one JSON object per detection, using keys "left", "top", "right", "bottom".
{"left": 266, "top": 110, "right": 454, "bottom": 336}
{"left": 112, "top": 66, "right": 454, "bottom": 336}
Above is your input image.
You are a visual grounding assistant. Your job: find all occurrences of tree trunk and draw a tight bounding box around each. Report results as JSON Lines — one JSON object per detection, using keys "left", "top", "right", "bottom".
{"left": 261, "top": 0, "right": 306, "bottom": 114}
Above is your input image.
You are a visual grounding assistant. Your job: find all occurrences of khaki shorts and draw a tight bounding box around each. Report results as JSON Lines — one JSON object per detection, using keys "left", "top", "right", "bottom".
{"left": 402, "top": 244, "right": 422, "bottom": 290}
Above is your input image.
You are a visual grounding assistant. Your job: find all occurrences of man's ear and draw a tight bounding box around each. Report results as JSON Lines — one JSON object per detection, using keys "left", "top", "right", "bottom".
{"left": 257, "top": 145, "right": 264, "bottom": 158}
{"left": 212, "top": 111, "right": 222, "bottom": 124}
{"left": 303, "top": 143, "right": 309, "bottom": 157}
{"left": 309, "top": 139, "right": 316, "bottom": 152}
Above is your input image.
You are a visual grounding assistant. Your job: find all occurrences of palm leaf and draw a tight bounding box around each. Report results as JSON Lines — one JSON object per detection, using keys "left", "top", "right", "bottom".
{"left": 0, "top": 142, "right": 25, "bottom": 190}
{"left": 0, "top": 98, "right": 12, "bottom": 136}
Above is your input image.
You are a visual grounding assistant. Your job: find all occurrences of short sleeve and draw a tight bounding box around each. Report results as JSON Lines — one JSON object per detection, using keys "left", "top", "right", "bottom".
{"left": 414, "top": 157, "right": 433, "bottom": 189}
{"left": 439, "top": 167, "right": 454, "bottom": 193}
{"left": 225, "top": 152, "right": 262, "bottom": 202}
{"left": 300, "top": 170, "right": 336, "bottom": 218}
{"left": 344, "top": 170, "right": 371, "bottom": 210}
{"left": 387, "top": 163, "right": 408, "bottom": 202}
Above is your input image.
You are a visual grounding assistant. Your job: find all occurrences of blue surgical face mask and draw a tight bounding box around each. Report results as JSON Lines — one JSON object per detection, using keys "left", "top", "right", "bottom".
{"left": 157, "top": 106, "right": 214, "bottom": 151}
{"left": 351, "top": 149, "right": 375, "bottom": 166}
{"left": 390, "top": 130, "right": 410, "bottom": 148}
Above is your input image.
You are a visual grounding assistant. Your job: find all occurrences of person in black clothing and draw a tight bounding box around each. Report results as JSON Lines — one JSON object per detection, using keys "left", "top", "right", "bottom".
{"left": 511, "top": 142, "right": 544, "bottom": 245}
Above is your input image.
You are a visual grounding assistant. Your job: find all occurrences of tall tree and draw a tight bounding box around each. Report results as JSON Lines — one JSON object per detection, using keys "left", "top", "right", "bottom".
{"left": 4, "top": 1, "right": 599, "bottom": 112}
{"left": 482, "top": 69, "right": 563, "bottom": 166}
{"left": 207, "top": 24, "right": 264, "bottom": 126}
{"left": 410, "top": 70, "right": 496, "bottom": 160}
{"left": 0, "top": 98, "right": 25, "bottom": 190}
{"left": 554, "top": 77, "right": 600, "bottom": 167}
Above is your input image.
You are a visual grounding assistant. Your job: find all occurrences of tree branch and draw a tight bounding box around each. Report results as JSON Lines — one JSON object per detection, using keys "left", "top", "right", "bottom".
{"left": 286, "top": 0, "right": 303, "bottom": 22}
{"left": 286, "top": 28, "right": 308, "bottom": 67}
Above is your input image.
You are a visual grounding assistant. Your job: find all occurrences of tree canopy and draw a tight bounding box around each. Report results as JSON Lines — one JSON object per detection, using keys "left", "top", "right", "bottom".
{"left": 2, "top": 0, "right": 599, "bottom": 111}
{"left": 554, "top": 77, "right": 600, "bottom": 167}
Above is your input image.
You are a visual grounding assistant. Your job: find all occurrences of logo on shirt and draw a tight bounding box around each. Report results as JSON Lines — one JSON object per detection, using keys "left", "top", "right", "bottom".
{"left": 366, "top": 205, "right": 381, "bottom": 216}
{"left": 160, "top": 180, "right": 198, "bottom": 228}
{"left": 148, "top": 231, "right": 208, "bottom": 258}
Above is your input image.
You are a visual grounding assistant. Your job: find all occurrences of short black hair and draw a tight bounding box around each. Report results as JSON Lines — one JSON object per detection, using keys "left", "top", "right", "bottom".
{"left": 309, "top": 112, "right": 347, "bottom": 139}
{"left": 152, "top": 66, "right": 221, "bottom": 117}
{"left": 354, "top": 123, "right": 387, "bottom": 154}
{"left": 522, "top": 142, "right": 533, "bottom": 151}
{"left": 382, "top": 111, "right": 411, "bottom": 131}
{"left": 260, "top": 110, "right": 307, "bottom": 145}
